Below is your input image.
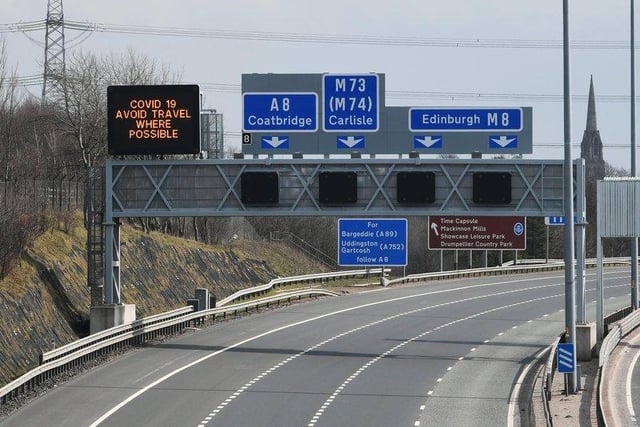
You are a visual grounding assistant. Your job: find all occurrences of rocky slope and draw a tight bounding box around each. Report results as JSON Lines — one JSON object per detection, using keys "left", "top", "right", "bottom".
{"left": 0, "top": 219, "right": 326, "bottom": 386}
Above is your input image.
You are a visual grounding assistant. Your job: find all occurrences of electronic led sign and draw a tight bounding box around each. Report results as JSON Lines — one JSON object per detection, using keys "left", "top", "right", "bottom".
{"left": 107, "top": 84, "right": 200, "bottom": 155}
{"left": 397, "top": 171, "right": 435, "bottom": 204}
{"left": 319, "top": 172, "right": 358, "bottom": 204}
{"left": 241, "top": 172, "right": 279, "bottom": 205}
{"left": 473, "top": 172, "right": 512, "bottom": 204}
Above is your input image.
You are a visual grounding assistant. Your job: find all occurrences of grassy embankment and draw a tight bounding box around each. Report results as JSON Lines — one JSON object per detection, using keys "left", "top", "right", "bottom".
{"left": 0, "top": 216, "right": 328, "bottom": 386}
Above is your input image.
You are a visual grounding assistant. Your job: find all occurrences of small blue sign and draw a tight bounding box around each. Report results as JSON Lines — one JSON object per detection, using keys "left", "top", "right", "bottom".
{"left": 545, "top": 216, "right": 579, "bottom": 226}
{"left": 336, "top": 135, "right": 365, "bottom": 149}
{"left": 557, "top": 343, "right": 575, "bottom": 373}
{"left": 514, "top": 222, "right": 524, "bottom": 236}
{"left": 414, "top": 135, "right": 443, "bottom": 149}
{"left": 409, "top": 108, "right": 523, "bottom": 132}
{"left": 489, "top": 135, "right": 518, "bottom": 149}
{"left": 261, "top": 136, "right": 289, "bottom": 149}
{"left": 323, "top": 74, "right": 379, "bottom": 132}
{"left": 338, "top": 218, "right": 407, "bottom": 267}
{"left": 243, "top": 93, "right": 317, "bottom": 132}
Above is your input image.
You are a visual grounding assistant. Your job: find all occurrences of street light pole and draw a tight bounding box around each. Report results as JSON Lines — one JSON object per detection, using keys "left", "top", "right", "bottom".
{"left": 562, "top": 0, "right": 578, "bottom": 393}
{"left": 631, "top": 0, "right": 638, "bottom": 311}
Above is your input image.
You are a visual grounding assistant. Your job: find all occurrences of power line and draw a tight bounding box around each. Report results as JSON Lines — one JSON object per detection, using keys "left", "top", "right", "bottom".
{"left": 199, "top": 82, "right": 636, "bottom": 103}
{"left": 1, "top": 74, "right": 44, "bottom": 86}
{"left": 386, "top": 91, "right": 631, "bottom": 103}
{"left": 3, "top": 17, "right": 634, "bottom": 151}
{"left": 57, "top": 21, "right": 640, "bottom": 50}
{"left": 0, "top": 19, "right": 637, "bottom": 50}
{"left": 12, "top": 76, "right": 638, "bottom": 103}
{"left": 0, "top": 20, "right": 46, "bottom": 33}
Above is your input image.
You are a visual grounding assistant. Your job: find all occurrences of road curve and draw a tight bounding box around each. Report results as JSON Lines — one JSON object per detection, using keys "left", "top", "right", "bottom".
{"left": 0, "top": 268, "right": 631, "bottom": 427}
{"left": 601, "top": 324, "right": 640, "bottom": 426}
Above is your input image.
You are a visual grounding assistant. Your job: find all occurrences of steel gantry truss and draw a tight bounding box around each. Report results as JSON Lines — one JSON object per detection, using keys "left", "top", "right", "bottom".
{"left": 102, "top": 158, "right": 582, "bottom": 304}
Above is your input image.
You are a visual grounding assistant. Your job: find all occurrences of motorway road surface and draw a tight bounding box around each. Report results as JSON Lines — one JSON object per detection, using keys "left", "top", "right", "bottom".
{"left": 0, "top": 267, "right": 632, "bottom": 427}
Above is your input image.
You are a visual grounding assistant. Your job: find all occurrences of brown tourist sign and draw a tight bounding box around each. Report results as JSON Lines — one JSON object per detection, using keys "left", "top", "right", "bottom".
{"left": 428, "top": 216, "right": 526, "bottom": 250}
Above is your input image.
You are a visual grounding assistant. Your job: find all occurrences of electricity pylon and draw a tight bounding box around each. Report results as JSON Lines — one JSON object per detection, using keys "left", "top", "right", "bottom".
{"left": 42, "top": 0, "right": 65, "bottom": 104}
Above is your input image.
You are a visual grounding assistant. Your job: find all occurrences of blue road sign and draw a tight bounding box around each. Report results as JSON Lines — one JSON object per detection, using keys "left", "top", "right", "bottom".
{"left": 338, "top": 218, "right": 407, "bottom": 267}
{"left": 323, "top": 74, "right": 379, "bottom": 132}
{"left": 545, "top": 216, "right": 578, "bottom": 226}
{"left": 243, "top": 93, "right": 318, "bottom": 132}
{"left": 409, "top": 108, "right": 523, "bottom": 132}
{"left": 557, "top": 343, "right": 575, "bottom": 373}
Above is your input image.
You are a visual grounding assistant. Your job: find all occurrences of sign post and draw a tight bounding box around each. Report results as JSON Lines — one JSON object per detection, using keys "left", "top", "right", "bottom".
{"left": 242, "top": 93, "right": 318, "bottom": 133}
{"left": 338, "top": 218, "right": 407, "bottom": 267}
{"left": 557, "top": 343, "right": 575, "bottom": 373}
{"left": 557, "top": 342, "right": 576, "bottom": 394}
{"left": 545, "top": 216, "right": 578, "bottom": 226}
{"left": 323, "top": 74, "right": 379, "bottom": 133}
{"left": 409, "top": 108, "right": 522, "bottom": 131}
{"left": 409, "top": 107, "right": 525, "bottom": 151}
{"left": 428, "top": 216, "right": 526, "bottom": 250}
{"left": 241, "top": 73, "right": 532, "bottom": 155}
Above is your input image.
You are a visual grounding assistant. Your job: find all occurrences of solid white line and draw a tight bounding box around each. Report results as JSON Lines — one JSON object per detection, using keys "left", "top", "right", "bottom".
{"left": 90, "top": 277, "right": 564, "bottom": 426}
{"left": 626, "top": 347, "right": 640, "bottom": 422}
{"left": 506, "top": 346, "right": 548, "bottom": 427}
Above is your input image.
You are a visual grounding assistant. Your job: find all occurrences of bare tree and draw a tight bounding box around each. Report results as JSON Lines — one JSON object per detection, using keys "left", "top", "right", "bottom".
{"left": 54, "top": 48, "right": 183, "bottom": 170}
{"left": 103, "top": 48, "right": 182, "bottom": 86}
{"left": 0, "top": 39, "right": 22, "bottom": 182}
{"left": 0, "top": 39, "right": 53, "bottom": 278}
{"left": 0, "top": 44, "right": 188, "bottom": 277}
{"left": 605, "top": 162, "right": 629, "bottom": 177}
{"left": 53, "top": 50, "right": 106, "bottom": 169}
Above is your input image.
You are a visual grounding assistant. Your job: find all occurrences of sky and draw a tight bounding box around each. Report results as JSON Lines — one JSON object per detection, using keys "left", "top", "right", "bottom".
{"left": 1, "top": 0, "right": 638, "bottom": 169}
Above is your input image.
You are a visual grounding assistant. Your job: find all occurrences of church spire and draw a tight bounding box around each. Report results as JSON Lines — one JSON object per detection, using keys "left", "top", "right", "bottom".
{"left": 586, "top": 74, "right": 597, "bottom": 131}
{"left": 580, "top": 75, "right": 605, "bottom": 180}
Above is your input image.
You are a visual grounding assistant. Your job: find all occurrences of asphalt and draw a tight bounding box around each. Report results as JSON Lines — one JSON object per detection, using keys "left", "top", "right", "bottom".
{"left": 0, "top": 269, "right": 633, "bottom": 427}
{"left": 0, "top": 273, "right": 576, "bottom": 427}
